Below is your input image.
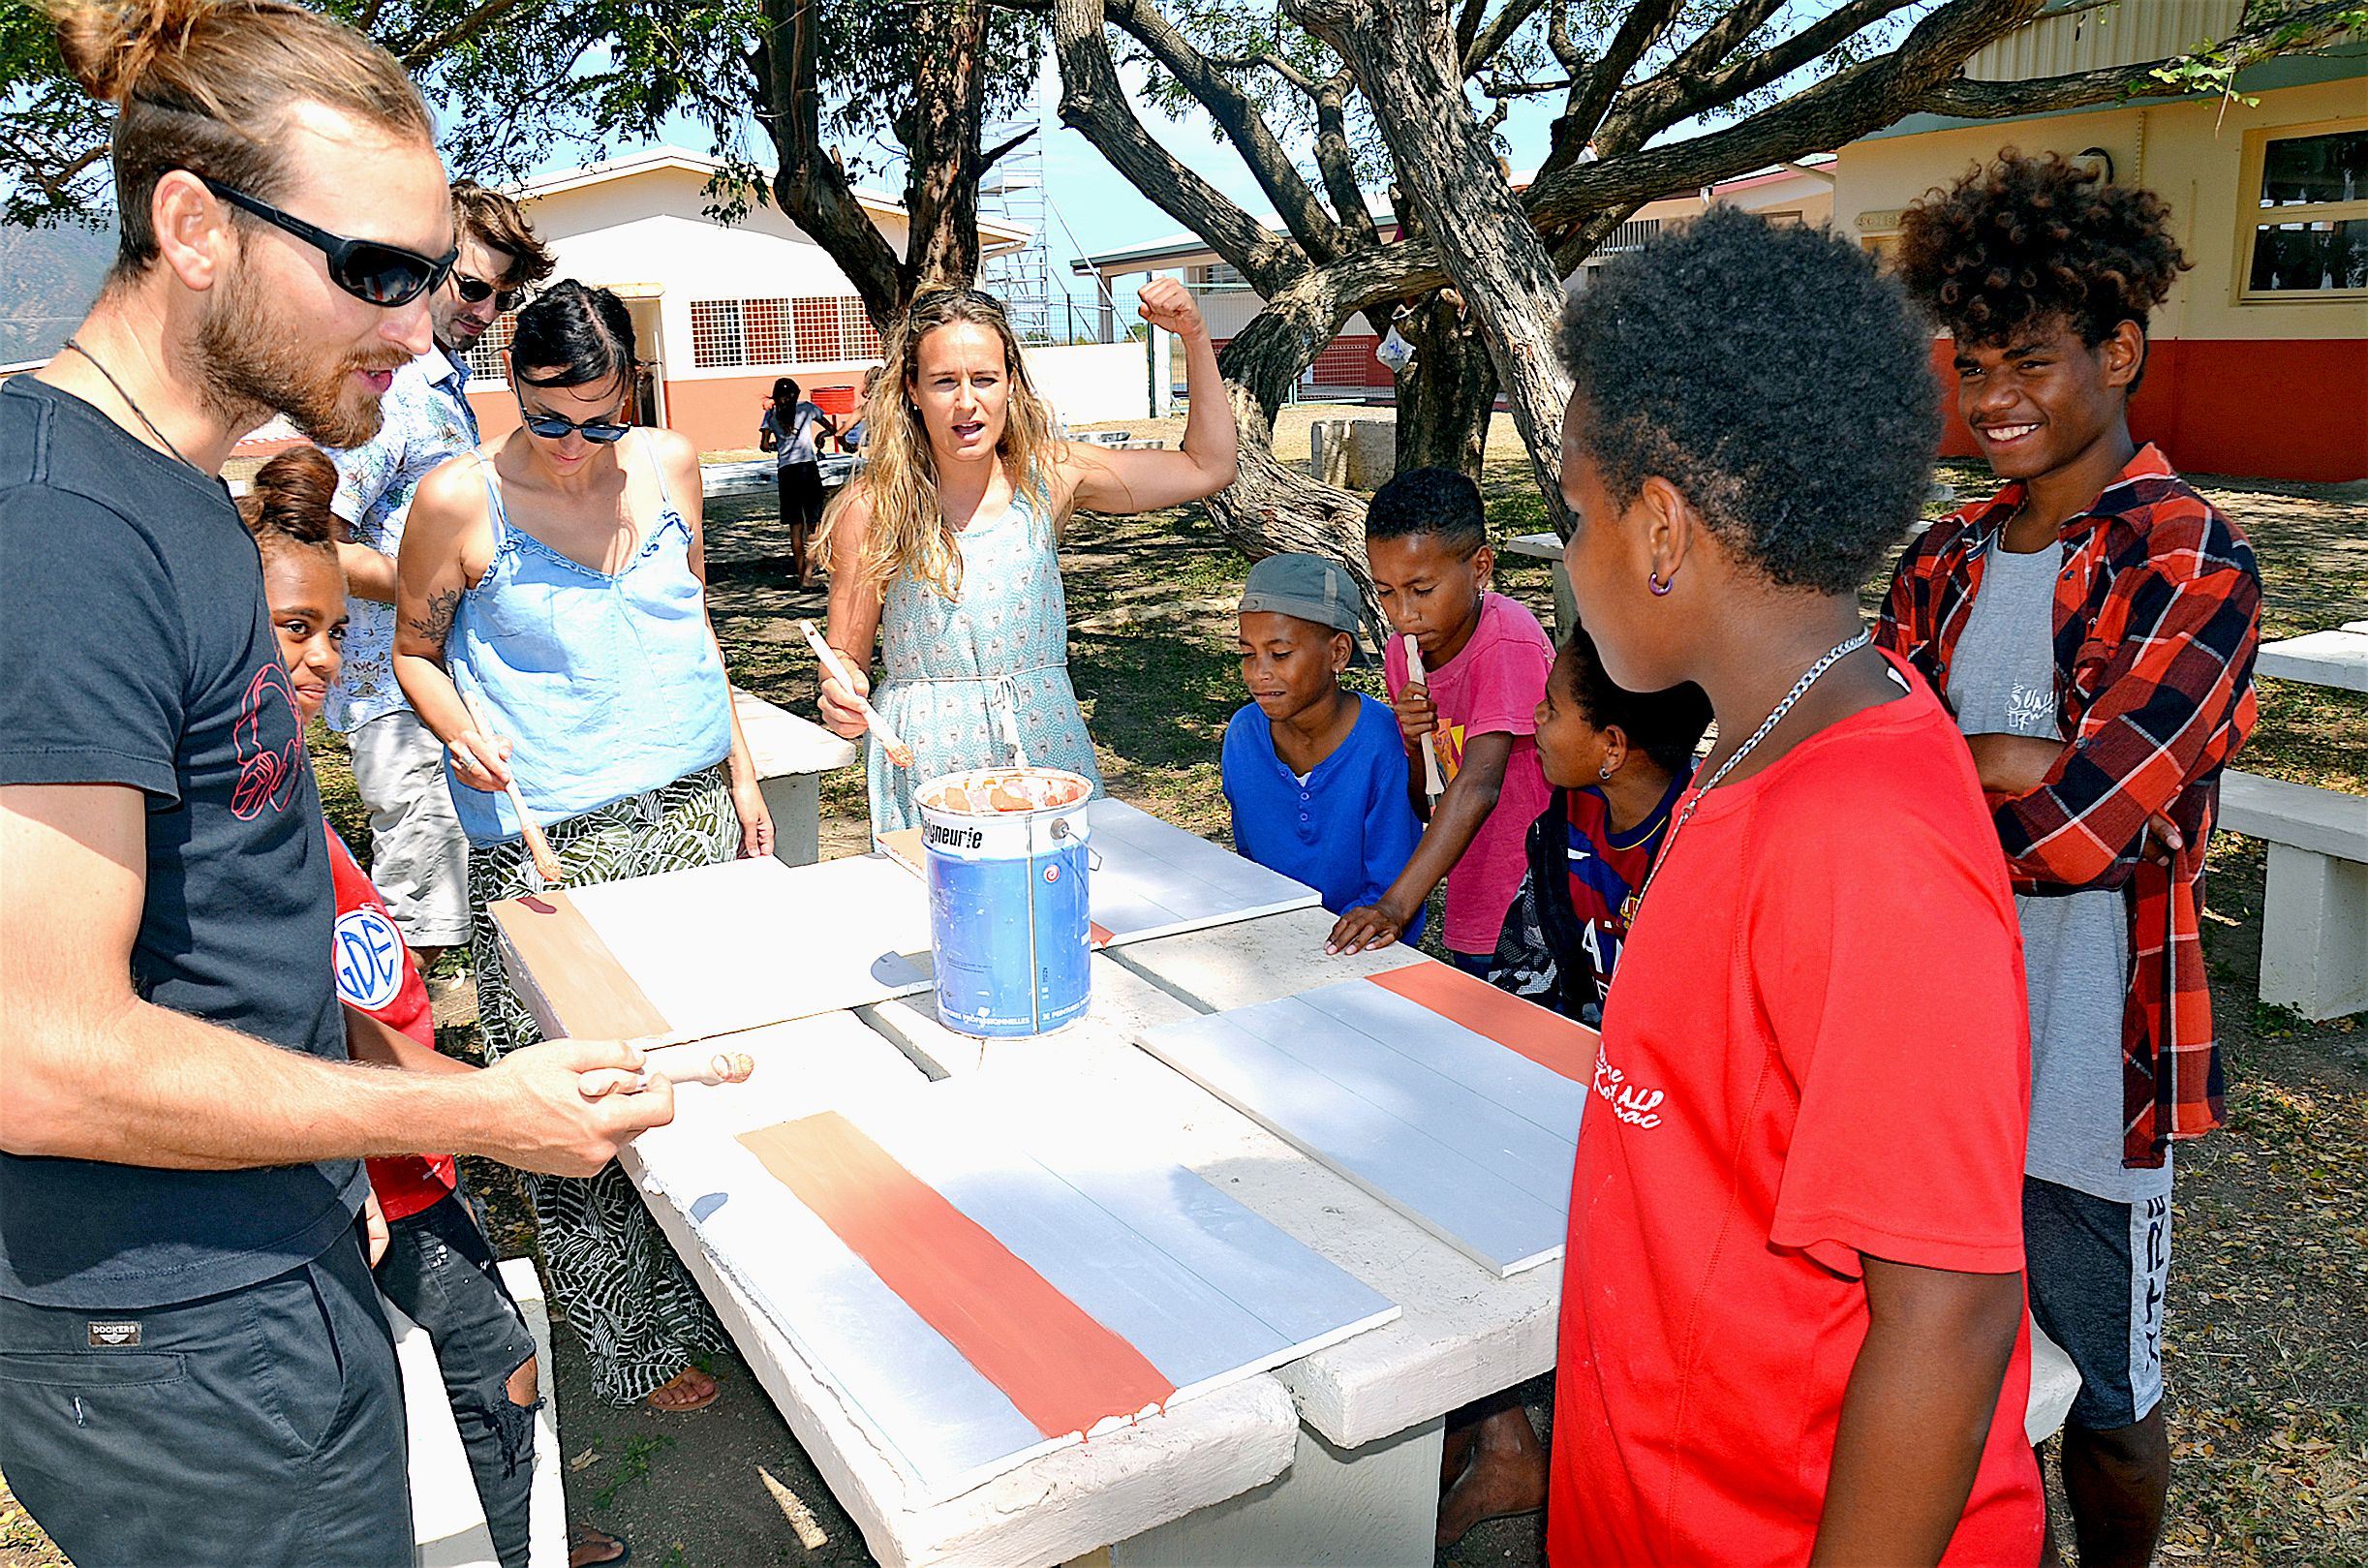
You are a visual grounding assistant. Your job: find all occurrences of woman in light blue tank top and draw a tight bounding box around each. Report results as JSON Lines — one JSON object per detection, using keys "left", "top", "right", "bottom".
{"left": 815, "top": 279, "right": 1240, "bottom": 834}
{"left": 394, "top": 283, "right": 761, "bottom": 1412}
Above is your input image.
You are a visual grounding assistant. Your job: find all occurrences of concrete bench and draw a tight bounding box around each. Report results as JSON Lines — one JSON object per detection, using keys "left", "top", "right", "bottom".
{"left": 2218, "top": 769, "right": 2368, "bottom": 1020}
{"left": 733, "top": 687, "right": 860, "bottom": 868}
{"left": 393, "top": 1256, "right": 566, "bottom": 1568}
{"left": 1504, "top": 530, "right": 1574, "bottom": 640}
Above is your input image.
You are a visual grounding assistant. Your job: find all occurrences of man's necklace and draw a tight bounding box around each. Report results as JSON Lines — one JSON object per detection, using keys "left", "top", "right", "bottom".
{"left": 60, "top": 338, "right": 201, "bottom": 473}
{"left": 1629, "top": 630, "right": 1872, "bottom": 912}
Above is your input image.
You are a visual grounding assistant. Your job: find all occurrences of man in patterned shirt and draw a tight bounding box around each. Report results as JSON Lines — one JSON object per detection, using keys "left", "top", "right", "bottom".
{"left": 328, "top": 179, "right": 553, "bottom": 968}
{"left": 1879, "top": 152, "right": 2260, "bottom": 1568}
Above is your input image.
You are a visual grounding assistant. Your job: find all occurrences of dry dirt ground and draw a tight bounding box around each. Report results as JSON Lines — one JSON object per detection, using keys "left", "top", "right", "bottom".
{"left": 7, "top": 433, "right": 2361, "bottom": 1567}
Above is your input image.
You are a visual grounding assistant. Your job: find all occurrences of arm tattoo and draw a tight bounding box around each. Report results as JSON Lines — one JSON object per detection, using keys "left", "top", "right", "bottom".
{"left": 408, "top": 586, "right": 461, "bottom": 645}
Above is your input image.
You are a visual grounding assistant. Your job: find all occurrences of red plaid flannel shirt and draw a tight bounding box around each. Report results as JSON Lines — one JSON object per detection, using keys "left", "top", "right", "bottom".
{"left": 1877, "top": 446, "right": 2260, "bottom": 1168}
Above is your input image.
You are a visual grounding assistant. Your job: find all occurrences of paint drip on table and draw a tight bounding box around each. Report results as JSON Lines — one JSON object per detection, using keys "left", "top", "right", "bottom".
{"left": 918, "top": 768, "right": 1093, "bottom": 1037}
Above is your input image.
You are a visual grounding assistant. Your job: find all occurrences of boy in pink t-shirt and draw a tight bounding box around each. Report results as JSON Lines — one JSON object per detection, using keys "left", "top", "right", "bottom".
{"left": 1331, "top": 468, "right": 1553, "bottom": 974}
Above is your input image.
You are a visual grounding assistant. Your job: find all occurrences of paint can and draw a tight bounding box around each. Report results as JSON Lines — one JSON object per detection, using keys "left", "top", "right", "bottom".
{"left": 916, "top": 768, "right": 1093, "bottom": 1036}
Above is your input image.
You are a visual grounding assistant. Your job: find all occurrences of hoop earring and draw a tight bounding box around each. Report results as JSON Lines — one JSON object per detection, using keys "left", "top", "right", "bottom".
{"left": 1597, "top": 761, "right": 1615, "bottom": 781}
{"left": 1648, "top": 569, "right": 1676, "bottom": 597}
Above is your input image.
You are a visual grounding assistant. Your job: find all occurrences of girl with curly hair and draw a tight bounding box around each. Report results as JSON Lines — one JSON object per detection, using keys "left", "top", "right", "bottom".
{"left": 1878, "top": 149, "right": 2262, "bottom": 1568}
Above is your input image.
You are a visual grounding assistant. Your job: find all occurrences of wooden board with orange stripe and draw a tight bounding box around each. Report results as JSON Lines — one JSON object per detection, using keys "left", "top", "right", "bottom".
{"left": 1137, "top": 961, "right": 1598, "bottom": 1277}
{"left": 664, "top": 1083, "right": 1399, "bottom": 1503}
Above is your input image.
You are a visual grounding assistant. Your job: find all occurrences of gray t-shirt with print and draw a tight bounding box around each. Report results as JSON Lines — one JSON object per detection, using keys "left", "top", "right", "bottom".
{"left": 1948, "top": 540, "right": 2170, "bottom": 1202}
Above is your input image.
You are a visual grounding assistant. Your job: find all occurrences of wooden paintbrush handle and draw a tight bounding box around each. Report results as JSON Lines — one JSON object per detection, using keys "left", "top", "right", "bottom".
{"left": 1403, "top": 635, "right": 1446, "bottom": 798}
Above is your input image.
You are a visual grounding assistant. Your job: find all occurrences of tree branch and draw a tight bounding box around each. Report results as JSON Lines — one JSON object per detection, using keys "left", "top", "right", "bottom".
{"left": 394, "top": 0, "right": 542, "bottom": 69}
{"left": 1102, "top": 0, "right": 1346, "bottom": 262}
{"left": 1547, "top": 0, "right": 1685, "bottom": 174}
{"left": 1524, "top": 0, "right": 2047, "bottom": 228}
{"left": 1921, "top": 0, "right": 2368, "bottom": 118}
{"left": 1052, "top": 0, "right": 1309, "bottom": 296}
{"left": 1463, "top": 0, "right": 1550, "bottom": 76}
{"left": 759, "top": 0, "right": 904, "bottom": 327}
{"left": 1607, "top": 0, "right": 1922, "bottom": 147}
{"left": 1312, "top": 70, "right": 1380, "bottom": 248}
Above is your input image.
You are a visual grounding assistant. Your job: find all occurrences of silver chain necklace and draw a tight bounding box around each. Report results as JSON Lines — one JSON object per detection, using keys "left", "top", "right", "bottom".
{"left": 1631, "top": 630, "right": 1871, "bottom": 909}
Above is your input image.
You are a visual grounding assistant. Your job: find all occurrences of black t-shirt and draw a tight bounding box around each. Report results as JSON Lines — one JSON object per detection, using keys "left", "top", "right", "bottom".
{"left": 0, "top": 376, "right": 360, "bottom": 1308}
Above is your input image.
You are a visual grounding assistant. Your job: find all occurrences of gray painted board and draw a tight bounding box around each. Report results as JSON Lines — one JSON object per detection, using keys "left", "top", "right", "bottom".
{"left": 1086, "top": 799, "right": 1320, "bottom": 944}
{"left": 1139, "top": 980, "right": 1586, "bottom": 1276}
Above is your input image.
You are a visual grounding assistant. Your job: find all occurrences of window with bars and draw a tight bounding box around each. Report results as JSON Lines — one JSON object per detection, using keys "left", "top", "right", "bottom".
{"left": 462, "top": 313, "right": 516, "bottom": 386}
{"left": 689, "top": 295, "right": 882, "bottom": 368}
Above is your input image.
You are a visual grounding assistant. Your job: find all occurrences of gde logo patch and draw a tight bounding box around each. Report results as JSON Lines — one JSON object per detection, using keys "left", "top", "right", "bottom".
{"left": 333, "top": 907, "right": 407, "bottom": 1011}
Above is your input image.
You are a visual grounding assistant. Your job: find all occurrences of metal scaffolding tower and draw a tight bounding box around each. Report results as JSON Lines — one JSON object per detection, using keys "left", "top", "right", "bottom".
{"left": 978, "top": 111, "right": 1061, "bottom": 343}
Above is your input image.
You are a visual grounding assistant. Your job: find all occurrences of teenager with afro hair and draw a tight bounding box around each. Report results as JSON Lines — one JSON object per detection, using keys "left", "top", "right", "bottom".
{"left": 1878, "top": 150, "right": 2262, "bottom": 1568}
{"left": 1546, "top": 203, "right": 2045, "bottom": 1565}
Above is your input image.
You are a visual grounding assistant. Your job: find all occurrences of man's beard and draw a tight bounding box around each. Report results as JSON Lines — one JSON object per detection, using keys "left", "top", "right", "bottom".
{"left": 196, "top": 267, "right": 408, "bottom": 448}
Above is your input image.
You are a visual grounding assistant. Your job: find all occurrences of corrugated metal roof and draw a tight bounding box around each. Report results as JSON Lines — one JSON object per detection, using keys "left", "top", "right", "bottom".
{"left": 1966, "top": 0, "right": 2246, "bottom": 81}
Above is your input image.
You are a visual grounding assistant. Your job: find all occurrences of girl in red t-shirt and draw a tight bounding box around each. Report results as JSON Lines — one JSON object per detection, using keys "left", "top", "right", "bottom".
{"left": 1544, "top": 211, "right": 2045, "bottom": 1566}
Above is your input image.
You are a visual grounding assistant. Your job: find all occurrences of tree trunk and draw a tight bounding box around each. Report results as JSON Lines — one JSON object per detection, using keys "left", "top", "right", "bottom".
{"left": 1389, "top": 290, "right": 1495, "bottom": 481}
{"left": 1202, "top": 384, "right": 1385, "bottom": 635}
{"left": 904, "top": 0, "right": 991, "bottom": 289}
{"left": 1290, "top": 0, "right": 1572, "bottom": 528}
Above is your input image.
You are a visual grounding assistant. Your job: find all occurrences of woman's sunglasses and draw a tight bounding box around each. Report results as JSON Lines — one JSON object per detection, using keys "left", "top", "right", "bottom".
{"left": 195, "top": 174, "right": 458, "bottom": 307}
{"left": 514, "top": 389, "right": 632, "bottom": 443}
{"left": 452, "top": 272, "right": 524, "bottom": 312}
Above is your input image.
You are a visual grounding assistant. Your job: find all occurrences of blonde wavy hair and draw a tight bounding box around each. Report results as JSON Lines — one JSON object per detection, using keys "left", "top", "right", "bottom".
{"left": 821, "top": 285, "right": 1059, "bottom": 601}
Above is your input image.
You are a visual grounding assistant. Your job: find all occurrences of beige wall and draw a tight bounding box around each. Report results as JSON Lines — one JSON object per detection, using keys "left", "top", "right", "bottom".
{"left": 1834, "top": 77, "right": 2368, "bottom": 345}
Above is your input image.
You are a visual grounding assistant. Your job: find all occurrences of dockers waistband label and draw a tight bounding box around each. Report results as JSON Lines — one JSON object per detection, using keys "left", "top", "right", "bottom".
{"left": 86, "top": 1321, "right": 140, "bottom": 1347}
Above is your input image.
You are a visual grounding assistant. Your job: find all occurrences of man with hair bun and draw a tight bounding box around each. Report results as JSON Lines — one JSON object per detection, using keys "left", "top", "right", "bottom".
{"left": 327, "top": 177, "right": 557, "bottom": 975}
{"left": 0, "top": 5, "right": 672, "bottom": 1563}
{"left": 1879, "top": 150, "right": 2262, "bottom": 1568}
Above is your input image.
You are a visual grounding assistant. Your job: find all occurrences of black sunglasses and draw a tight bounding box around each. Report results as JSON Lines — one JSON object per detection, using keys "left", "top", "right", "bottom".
{"left": 453, "top": 272, "right": 524, "bottom": 312}
{"left": 514, "top": 388, "right": 631, "bottom": 444}
{"left": 197, "top": 174, "right": 457, "bottom": 307}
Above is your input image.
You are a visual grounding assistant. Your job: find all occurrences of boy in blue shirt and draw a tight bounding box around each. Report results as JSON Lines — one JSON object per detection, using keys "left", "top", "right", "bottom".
{"left": 1223, "top": 553, "right": 1425, "bottom": 943}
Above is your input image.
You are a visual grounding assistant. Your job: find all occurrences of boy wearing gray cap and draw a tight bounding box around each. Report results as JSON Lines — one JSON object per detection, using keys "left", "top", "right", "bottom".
{"left": 1223, "top": 554, "right": 1426, "bottom": 942}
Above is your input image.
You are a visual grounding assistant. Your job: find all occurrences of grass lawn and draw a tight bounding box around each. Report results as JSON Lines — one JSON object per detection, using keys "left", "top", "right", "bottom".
{"left": 6, "top": 438, "right": 2360, "bottom": 1568}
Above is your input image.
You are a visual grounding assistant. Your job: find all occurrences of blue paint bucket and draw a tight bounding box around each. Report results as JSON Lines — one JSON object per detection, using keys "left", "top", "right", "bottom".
{"left": 917, "top": 768, "right": 1093, "bottom": 1037}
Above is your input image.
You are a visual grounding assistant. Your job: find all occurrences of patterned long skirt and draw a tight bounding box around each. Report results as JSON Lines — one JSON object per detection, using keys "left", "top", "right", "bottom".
{"left": 467, "top": 762, "right": 738, "bottom": 1405}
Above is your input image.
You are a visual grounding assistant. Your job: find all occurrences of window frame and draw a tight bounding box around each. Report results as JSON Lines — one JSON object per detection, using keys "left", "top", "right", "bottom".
{"left": 2232, "top": 114, "right": 2368, "bottom": 306}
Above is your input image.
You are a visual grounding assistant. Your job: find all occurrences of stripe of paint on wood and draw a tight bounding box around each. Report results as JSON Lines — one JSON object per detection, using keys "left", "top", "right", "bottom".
{"left": 1365, "top": 961, "right": 1598, "bottom": 1085}
{"left": 737, "top": 1111, "right": 1177, "bottom": 1441}
{"left": 486, "top": 890, "right": 672, "bottom": 1040}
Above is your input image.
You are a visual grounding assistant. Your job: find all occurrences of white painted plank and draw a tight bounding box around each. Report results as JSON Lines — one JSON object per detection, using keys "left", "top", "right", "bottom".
{"left": 1211, "top": 994, "right": 1579, "bottom": 1211}
{"left": 566, "top": 854, "right": 934, "bottom": 1039}
{"left": 1300, "top": 980, "right": 1588, "bottom": 1141}
{"left": 393, "top": 1296, "right": 500, "bottom": 1568}
{"left": 1142, "top": 1003, "right": 1568, "bottom": 1276}
{"left": 1086, "top": 799, "right": 1320, "bottom": 945}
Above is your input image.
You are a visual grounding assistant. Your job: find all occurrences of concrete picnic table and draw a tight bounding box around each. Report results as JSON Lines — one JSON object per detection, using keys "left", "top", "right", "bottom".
{"left": 581, "top": 820, "right": 2078, "bottom": 1567}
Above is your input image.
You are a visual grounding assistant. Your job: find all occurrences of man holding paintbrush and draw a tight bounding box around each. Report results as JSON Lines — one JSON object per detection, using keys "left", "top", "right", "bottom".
{"left": 0, "top": 6, "right": 671, "bottom": 1564}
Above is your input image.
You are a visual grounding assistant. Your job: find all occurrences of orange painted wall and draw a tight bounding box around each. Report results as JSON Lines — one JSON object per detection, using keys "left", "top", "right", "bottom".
{"left": 1928, "top": 337, "right": 2367, "bottom": 483}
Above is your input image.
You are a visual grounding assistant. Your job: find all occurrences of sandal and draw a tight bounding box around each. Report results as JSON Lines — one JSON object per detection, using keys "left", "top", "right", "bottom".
{"left": 569, "top": 1523, "right": 630, "bottom": 1566}
{"left": 643, "top": 1366, "right": 720, "bottom": 1414}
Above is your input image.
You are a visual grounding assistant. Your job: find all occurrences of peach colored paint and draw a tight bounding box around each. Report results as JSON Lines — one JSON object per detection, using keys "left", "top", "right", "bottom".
{"left": 1366, "top": 961, "right": 1598, "bottom": 1085}
{"left": 486, "top": 889, "right": 672, "bottom": 1041}
{"left": 738, "top": 1111, "right": 1176, "bottom": 1439}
